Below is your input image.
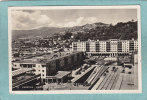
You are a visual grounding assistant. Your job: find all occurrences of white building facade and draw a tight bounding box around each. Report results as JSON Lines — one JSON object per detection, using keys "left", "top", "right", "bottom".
{"left": 72, "top": 39, "right": 138, "bottom": 56}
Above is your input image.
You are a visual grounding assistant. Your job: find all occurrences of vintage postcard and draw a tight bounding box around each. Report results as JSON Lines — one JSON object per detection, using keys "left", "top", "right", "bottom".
{"left": 8, "top": 6, "right": 142, "bottom": 94}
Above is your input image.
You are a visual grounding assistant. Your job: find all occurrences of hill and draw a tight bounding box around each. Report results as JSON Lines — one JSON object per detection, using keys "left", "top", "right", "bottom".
{"left": 12, "top": 27, "right": 67, "bottom": 40}
{"left": 72, "top": 21, "right": 137, "bottom": 41}
{"left": 12, "top": 21, "right": 137, "bottom": 41}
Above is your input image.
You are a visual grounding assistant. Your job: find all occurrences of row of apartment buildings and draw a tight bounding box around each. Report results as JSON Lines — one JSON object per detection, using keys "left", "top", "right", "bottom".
{"left": 12, "top": 52, "right": 84, "bottom": 83}
{"left": 72, "top": 39, "right": 138, "bottom": 56}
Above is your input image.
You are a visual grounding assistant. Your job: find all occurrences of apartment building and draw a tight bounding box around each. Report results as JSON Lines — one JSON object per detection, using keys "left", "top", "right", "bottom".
{"left": 72, "top": 39, "right": 138, "bottom": 56}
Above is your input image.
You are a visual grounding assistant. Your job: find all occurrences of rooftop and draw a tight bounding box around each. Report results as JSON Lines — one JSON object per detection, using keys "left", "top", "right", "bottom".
{"left": 15, "top": 59, "right": 48, "bottom": 64}
{"left": 55, "top": 71, "right": 71, "bottom": 78}
{"left": 46, "top": 71, "right": 71, "bottom": 79}
{"left": 73, "top": 39, "right": 138, "bottom": 43}
{"left": 13, "top": 51, "right": 83, "bottom": 64}
{"left": 12, "top": 68, "right": 35, "bottom": 77}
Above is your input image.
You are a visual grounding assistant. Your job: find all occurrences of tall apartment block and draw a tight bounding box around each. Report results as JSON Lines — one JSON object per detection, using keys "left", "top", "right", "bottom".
{"left": 72, "top": 39, "right": 138, "bottom": 56}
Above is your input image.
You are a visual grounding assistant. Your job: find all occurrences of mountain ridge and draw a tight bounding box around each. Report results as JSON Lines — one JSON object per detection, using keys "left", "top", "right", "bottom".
{"left": 12, "top": 21, "right": 137, "bottom": 41}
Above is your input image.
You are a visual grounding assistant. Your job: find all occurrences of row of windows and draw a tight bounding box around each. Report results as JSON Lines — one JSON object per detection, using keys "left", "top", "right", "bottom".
{"left": 37, "top": 70, "right": 45, "bottom": 72}
{"left": 73, "top": 42, "right": 137, "bottom": 46}
{"left": 73, "top": 45, "right": 137, "bottom": 49}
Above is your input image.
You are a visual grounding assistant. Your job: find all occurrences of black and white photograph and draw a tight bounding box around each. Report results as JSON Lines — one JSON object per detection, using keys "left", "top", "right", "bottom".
{"left": 8, "top": 6, "right": 141, "bottom": 93}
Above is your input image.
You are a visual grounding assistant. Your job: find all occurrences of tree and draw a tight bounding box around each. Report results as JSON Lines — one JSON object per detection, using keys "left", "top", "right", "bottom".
{"left": 63, "top": 32, "right": 72, "bottom": 40}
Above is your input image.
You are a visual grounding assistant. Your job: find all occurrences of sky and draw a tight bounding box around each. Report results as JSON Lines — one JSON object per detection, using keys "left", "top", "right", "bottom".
{"left": 11, "top": 9, "right": 137, "bottom": 30}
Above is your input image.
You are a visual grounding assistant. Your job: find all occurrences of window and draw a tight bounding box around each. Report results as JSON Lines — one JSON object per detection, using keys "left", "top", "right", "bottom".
{"left": 42, "top": 70, "right": 44, "bottom": 72}
{"left": 42, "top": 65, "right": 46, "bottom": 68}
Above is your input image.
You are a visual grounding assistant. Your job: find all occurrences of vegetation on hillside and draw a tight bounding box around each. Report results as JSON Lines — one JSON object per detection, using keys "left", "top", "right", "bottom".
{"left": 12, "top": 21, "right": 137, "bottom": 41}
{"left": 72, "top": 21, "right": 137, "bottom": 41}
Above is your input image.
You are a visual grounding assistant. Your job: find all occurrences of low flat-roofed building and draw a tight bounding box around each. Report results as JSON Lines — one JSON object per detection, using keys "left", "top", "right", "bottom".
{"left": 45, "top": 71, "right": 71, "bottom": 83}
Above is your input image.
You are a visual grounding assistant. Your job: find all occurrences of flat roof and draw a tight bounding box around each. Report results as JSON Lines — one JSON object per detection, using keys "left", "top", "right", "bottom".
{"left": 104, "top": 57, "right": 117, "bottom": 61}
{"left": 12, "top": 68, "right": 35, "bottom": 77}
{"left": 12, "top": 74, "right": 40, "bottom": 88}
{"left": 13, "top": 51, "right": 83, "bottom": 64}
{"left": 14, "top": 59, "right": 47, "bottom": 64}
{"left": 71, "top": 66, "right": 95, "bottom": 83}
{"left": 55, "top": 71, "right": 71, "bottom": 79}
{"left": 72, "top": 39, "right": 137, "bottom": 43}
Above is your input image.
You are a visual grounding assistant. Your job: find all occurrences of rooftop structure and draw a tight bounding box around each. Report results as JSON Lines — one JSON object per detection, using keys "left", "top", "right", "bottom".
{"left": 12, "top": 68, "right": 41, "bottom": 90}
{"left": 12, "top": 68, "right": 35, "bottom": 77}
